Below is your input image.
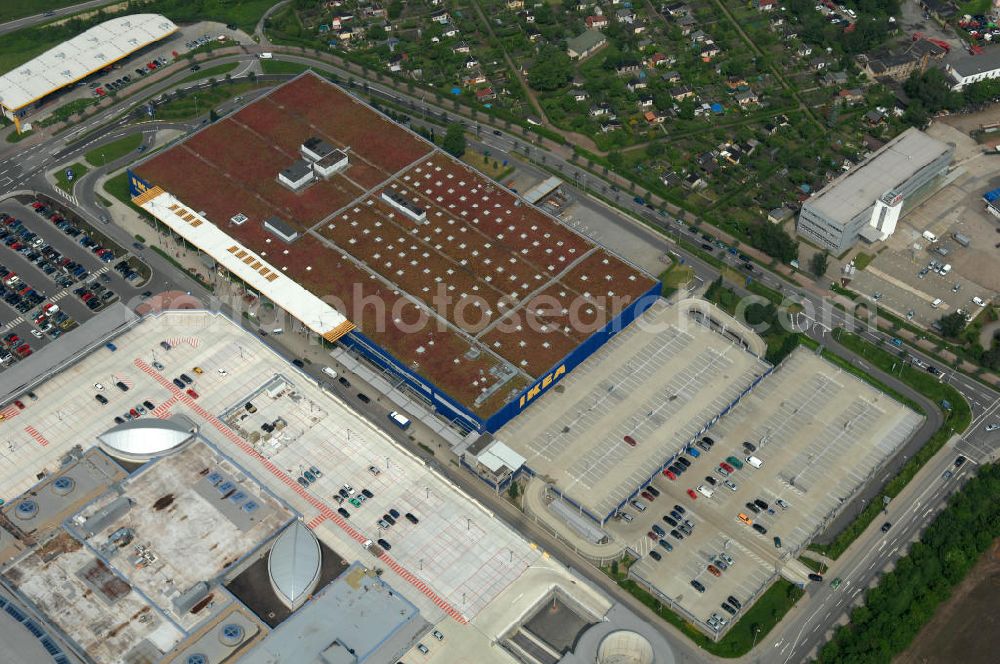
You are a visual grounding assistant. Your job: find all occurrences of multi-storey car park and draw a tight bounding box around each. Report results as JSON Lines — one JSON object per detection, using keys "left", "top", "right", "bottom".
{"left": 127, "top": 72, "right": 659, "bottom": 434}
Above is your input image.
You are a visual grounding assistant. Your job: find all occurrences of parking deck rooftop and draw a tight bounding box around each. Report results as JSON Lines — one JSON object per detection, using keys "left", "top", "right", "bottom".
{"left": 497, "top": 299, "right": 771, "bottom": 520}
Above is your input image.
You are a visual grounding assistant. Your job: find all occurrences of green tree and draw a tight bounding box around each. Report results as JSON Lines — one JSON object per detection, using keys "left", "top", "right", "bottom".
{"left": 809, "top": 251, "right": 829, "bottom": 277}
{"left": 938, "top": 312, "right": 966, "bottom": 338}
{"left": 748, "top": 222, "right": 799, "bottom": 264}
{"left": 209, "top": 108, "right": 219, "bottom": 123}
{"left": 442, "top": 123, "right": 466, "bottom": 158}
{"left": 527, "top": 46, "right": 572, "bottom": 91}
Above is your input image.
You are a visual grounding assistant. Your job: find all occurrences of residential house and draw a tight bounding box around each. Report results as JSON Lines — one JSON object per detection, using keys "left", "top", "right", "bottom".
{"left": 863, "top": 109, "right": 887, "bottom": 126}
{"left": 601, "top": 120, "right": 622, "bottom": 133}
{"left": 465, "top": 57, "right": 480, "bottom": 69}
{"left": 573, "top": 90, "right": 589, "bottom": 102}
{"left": 689, "top": 29, "right": 707, "bottom": 43}
{"left": 662, "top": 2, "right": 689, "bottom": 17}
{"left": 762, "top": 121, "right": 778, "bottom": 135}
{"left": 567, "top": 30, "right": 608, "bottom": 59}
{"left": 797, "top": 44, "right": 813, "bottom": 57}
{"left": 661, "top": 70, "right": 681, "bottom": 84}
{"left": 767, "top": 207, "right": 794, "bottom": 223}
{"left": 637, "top": 96, "right": 654, "bottom": 109}
{"left": 632, "top": 22, "right": 647, "bottom": 35}
{"left": 677, "top": 15, "right": 696, "bottom": 35}
{"left": 453, "top": 41, "right": 471, "bottom": 54}
{"left": 430, "top": 8, "right": 450, "bottom": 24}
{"left": 644, "top": 110, "right": 665, "bottom": 124}
{"left": 388, "top": 54, "right": 403, "bottom": 72}
{"left": 859, "top": 39, "right": 946, "bottom": 83}
{"left": 734, "top": 89, "right": 758, "bottom": 106}
{"left": 836, "top": 88, "right": 864, "bottom": 104}
{"left": 647, "top": 53, "right": 669, "bottom": 67}
{"left": 475, "top": 87, "right": 497, "bottom": 102}
{"left": 443, "top": 25, "right": 459, "bottom": 38}
{"left": 810, "top": 57, "right": 829, "bottom": 71}
{"left": 755, "top": 0, "right": 777, "bottom": 9}
{"left": 726, "top": 76, "right": 748, "bottom": 91}
{"left": 823, "top": 70, "right": 849, "bottom": 87}
{"left": 671, "top": 85, "right": 695, "bottom": 101}
{"left": 697, "top": 152, "right": 719, "bottom": 173}
{"left": 586, "top": 15, "right": 609, "bottom": 29}
{"left": 615, "top": 63, "right": 642, "bottom": 76}
{"left": 616, "top": 8, "right": 636, "bottom": 23}
{"left": 523, "top": 11, "right": 535, "bottom": 23}
{"left": 507, "top": 0, "right": 525, "bottom": 8}
{"left": 589, "top": 104, "right": 610, "bottom": 117}
{"left": 627, "top": 78, "right": 648, "bottom": 92}
{"left": 462, "top": 72, "right": 488, "bottom": 87}
{"left": 701, "top": 43, "right": 721, "bottom": 61}
{"left": 720, "top": 143, "right": 743, "bottom": 164}
{"left": 683, "top": 172, "right": 707, "bottom": 189}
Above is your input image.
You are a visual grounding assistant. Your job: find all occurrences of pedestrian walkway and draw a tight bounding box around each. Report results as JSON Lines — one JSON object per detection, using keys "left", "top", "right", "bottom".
{"left": 521, "top": 477, "right": 626, "bottom": 563}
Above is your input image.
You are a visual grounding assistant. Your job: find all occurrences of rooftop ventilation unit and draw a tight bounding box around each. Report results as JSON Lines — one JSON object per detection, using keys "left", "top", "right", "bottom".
{"left": 51, "top": 476, "right": 76, "bottom": 496}
{"left": 242, "top": 500, "right": 259, "bottom": 513}
{"left": 14, "top": 499, "right": 38, "bottom": 520}
{"left": 219, "top": 623, "right": 245, "bottom": 646}
{"left": 186, "top": 655, "right": 208, "bottom": 664}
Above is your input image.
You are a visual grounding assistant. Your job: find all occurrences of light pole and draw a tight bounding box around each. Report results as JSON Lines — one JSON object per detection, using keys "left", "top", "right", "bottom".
{"left": 751, "top": 625, "right": 761, "bottom": 651}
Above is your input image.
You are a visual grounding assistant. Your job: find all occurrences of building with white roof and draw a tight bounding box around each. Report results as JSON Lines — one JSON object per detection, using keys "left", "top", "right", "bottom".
{"left": 96, "top": 416, "right": 198, "bottom": 462}
{"left": 268, "top": 520, "right": 322, "bottom": 610}
{"left": 0, "top": 14, "right": 177, "bottom": 131}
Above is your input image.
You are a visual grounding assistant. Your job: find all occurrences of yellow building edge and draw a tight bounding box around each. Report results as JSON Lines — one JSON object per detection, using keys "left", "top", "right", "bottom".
{"left": 322, "top": 320, "right": 355, "bottom": 343}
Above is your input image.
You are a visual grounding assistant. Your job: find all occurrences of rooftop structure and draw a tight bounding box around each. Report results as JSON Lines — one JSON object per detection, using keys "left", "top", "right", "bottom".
{"left": 797, "top": 128, "right": 953, "bottom": 253}
{"left": 567, "top": 30, "right": 608, "bottom": 59}
{"left": 267, "top": 520, "right": 322, "bottom": 610}
{"left": 95, "top": 416, "right": 198, "bottom": 462}
{"left": 241, "top": 563, "right": 425, "bottom": 664}
{"left": 0, "top": 14, "right": 177, "bottom": 130}
{"left": 131, "top": 73, "right": 658, "bottom": 433}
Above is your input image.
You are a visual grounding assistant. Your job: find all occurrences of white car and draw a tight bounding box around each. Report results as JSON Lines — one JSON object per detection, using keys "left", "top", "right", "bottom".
{"left": 986, "top": 423, "right": 999, "bottom": 432}
{"left": 218, "top": 368, "right": 228, "bottom": 376}
{"left": 94, "top": 382, "right": 104, "bottom": 390}
{"left": 972, "top": 296, "right": 986, "bottom": 307}
{"left": 343, "top": 484, "right": 356, "bottom": 496}
{"left": 30, "top": 329, "right": 42, "bottom": 339}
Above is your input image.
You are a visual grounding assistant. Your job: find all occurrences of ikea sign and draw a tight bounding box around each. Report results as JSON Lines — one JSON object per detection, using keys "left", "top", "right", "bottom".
{"left": 127, "top": 169, "right": 154, "bottom": 199}
{"left": 519, "top": 364, "right": 566, "bottom": 408}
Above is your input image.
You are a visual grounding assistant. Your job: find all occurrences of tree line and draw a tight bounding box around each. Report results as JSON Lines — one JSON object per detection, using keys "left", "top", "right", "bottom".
{"left": 819, "top": 463, "right": 1000, "bottom": 663}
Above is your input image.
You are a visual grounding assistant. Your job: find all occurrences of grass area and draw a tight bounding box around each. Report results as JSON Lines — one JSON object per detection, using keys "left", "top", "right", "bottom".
{"left": 830, "top": 282, "right": 858, "bottom": 300}
{"left": 54, "top": 162, "right": 88, "bottom": 193}
{"left": 85, "top": 134, "right": 143, "bottom": 167}
{"left": 661, "top": 264, "right": 695, "bottom": 296}
{"left": 603, "top": 559, "right": 803, "bottom": 657}
{"left": 154, "top": 81, "right": 260, "bottom": 121}
{"left": 177, "top": 62, "right": 239, "bottom": 85}
{"left": 852, "top": 252, "right": 874, "bottom": 270}
{"left": 38, "top": 97, "right": 97, "bottom": 127}
{"left": 6, "top": 129, "right": 32, "bottom": 143}
{"left": 103, "top": 171, "right": 134, "bottom": 208}
{"left": 260, "top": 59, "right": 313, "bottom": 75}
{"left": 958, "top": 0, "right": 992, "bottom": 15}
{"left": 461, "top": 149, "right": 513, "bottom": 180}
{"left": 798, "top": 556, "right": 828, "bottom": 574}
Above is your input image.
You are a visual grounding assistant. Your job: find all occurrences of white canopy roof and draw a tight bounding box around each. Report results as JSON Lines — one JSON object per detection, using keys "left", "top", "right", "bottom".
{"left": 97, "top": 418, "right": 195, "bottom": 459}
{"left": 137, "top": 187, "right": 354, "bottom": 342}
{"left": 0, "top": 14, "right": 177, "bottom": 112}
{"left": 268, "top": 520, "right": 322, "bottom": 610}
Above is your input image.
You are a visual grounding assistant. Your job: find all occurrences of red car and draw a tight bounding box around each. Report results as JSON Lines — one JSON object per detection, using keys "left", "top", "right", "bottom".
{"left": 623, "top": 435, "right": 637, "bottom": 447}
{"left": 14, "top": 400, "right": 24, "bottom": 410}
{"left": 129, "top": 408, "right": 139, "bottom": 418}
{"left": 647, "top": 531, "right": 658, "bottom": 541}
{"left": 707, "top": 564, "right": 721, "bottom": 577}
{"left": 663, "top": 469, "right": 677, "bottom": 480}
{"left": 641, "top": 491, "right": 655, "bottom": 502}
{"left": 720, "top": 462, "right": 735, "bottom": 473}
{"left": 31, "top": 202, "right": 44, "bottom": 210}
{"left": 686, "top": 488, "right": 698, "bottom": 500}
{"left": 186, "top": 389, "right": 199, "bottom": 399}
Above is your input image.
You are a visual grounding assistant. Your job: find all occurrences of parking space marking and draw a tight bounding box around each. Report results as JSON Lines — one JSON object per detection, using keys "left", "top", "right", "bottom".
{"left": 23, "top": 425, "right": 50, "bottom": 447}
{"left": 133, "top": 356, "right": 470, "bottom": 623}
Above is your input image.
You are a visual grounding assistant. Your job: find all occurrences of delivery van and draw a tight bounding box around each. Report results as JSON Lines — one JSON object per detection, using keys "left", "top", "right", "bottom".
{"left": 746, "top": 456, "right": 764, "bottom": 469}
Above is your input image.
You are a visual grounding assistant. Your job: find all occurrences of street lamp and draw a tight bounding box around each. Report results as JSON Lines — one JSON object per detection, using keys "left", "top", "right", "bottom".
{"left": 751, "top": 625, "right": 761, "bottom": 650}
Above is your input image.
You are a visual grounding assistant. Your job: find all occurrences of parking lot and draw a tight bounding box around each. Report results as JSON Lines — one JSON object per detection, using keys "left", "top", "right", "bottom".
{"left": 615, "top": 348, "right": 922, "bottom": 633}
{"left": 0, "top": 197, "right": 146, "bottom": 373}
{"left": 0, "top": 310, "right": 543, "bottom": 624}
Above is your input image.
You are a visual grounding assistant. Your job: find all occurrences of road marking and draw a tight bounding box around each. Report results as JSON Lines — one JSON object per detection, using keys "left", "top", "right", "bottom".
{"left": 878, "top": 540, "right": 886, "bottom": 551}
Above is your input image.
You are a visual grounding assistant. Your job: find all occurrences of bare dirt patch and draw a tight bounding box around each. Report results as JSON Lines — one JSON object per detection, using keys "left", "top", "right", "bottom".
{"left": 894, "top": 537, "right": 1000, "bottom": 664}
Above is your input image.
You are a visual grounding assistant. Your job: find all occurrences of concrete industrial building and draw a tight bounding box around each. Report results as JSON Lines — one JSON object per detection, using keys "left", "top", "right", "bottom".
{"left": 0, "top": 14, "right": 177, "bottom": 132}
{"left": 796, "top": 128, "right": 953, "bottom": 254}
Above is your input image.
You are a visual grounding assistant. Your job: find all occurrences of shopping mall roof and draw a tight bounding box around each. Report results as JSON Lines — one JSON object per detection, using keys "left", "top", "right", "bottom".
{"left": 0, "top": 14, "right": 177, "bottom": 112}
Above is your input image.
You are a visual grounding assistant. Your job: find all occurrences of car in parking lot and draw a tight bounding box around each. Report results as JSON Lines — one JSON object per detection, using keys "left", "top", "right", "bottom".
{"left": 337, "top": 507, "right": 350, "bottom": 518}
{"left": 662, "top": 515, "right": 677, "bottom": 527}
{"left": 752, "top": 523, "right": 768, "bottom": 534}
{"left": 743, "top": 441, "right": 757, "bottom": 453}
{"left": 704, "top": 475, "right": 717, "bottom": 486}
{"left": 690, "top": 580, "right": 705, "bottom": 593}
{"left": 95, "top": 394, "right": 108, "bottom": 405}
{"left": 721, "top": 602, "right": 737, "bottom": 615}
{"left": 623, "top": 434, "right": 637, "bottom": 447}
{"left": 720, "top": 462, "right": 735, "bottom": 473}
{"left": 754, "top": 498, "right": 769, "bottom": 510}
{"left": 808, "top": 573, "right": 824, "bottom": 582}
{"left": 651, "top": 524, "right": 666, "bottom": 537}
{"left": 738, "top": 512, "right": 752, "bottom": 525}
{"left": 405, "top": 512, "right": 419, "bottom": 524}
{"left": 658, "top": 538, "right": 673, "bottom": 552}
{"left": 648, "top": 550, "right": 662, "bottom": 561}
{"left": 629, "top": 499, "right": 646, "bottom": 512}
{"left": 881, "top": 522, "right": 892, "bottom": 533}
{"left": 707, "top": 564, "right": 721, "bottom": 577}
{"left": 676, "top": 456, "right": 691, "bottom": 468}
{"left": 186, "top": 389, "right": 199, "bottom": 399}
{"left": 172, "top": 378, "right": 185, "bottom": 388}
{"left": 715, "top": 466, "right": 730, "bottom": 478}
{"left": 773, "top": 536, "right": 782, "bottom": 548}
{"left": 776, "top": 498, "right": 790, "bottom": 510}
{"left": 745, "top": 502, "right": 760, "bottom": 514}
{"left": 686, "top": 488, "right": 697, "bottom": 500}
{"left": 724, "top": 480, "right": 737, "bottom": 491}
{"left": 725, "top": 456, "right": 744, "bottom": 470}
{"left": 954, "top": 455, "right": 966, "bottom": 467}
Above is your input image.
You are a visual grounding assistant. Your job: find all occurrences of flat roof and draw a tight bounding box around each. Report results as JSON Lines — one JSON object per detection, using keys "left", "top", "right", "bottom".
{"left": 242, "top": 563, "right": 425, "bottom": 664}
{"left": 496, "top": 299, "right": 770, "bottom": 519}
{"left": 0, "top": 14, "right": 177, "bottom": 111}
{"left": 802, "top": 128, "right": 951, "bottom": 226}
{"left": 136, "top": 189, "right": 353, "bottom": 343}
{"left": 133, "top": 72, "right": 656, "bottom": 416}
{"left": 949, "top": 49, "right": 1000, "bottom": 78}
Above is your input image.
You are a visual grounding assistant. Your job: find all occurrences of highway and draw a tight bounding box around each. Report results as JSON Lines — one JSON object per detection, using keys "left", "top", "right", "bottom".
{"left": 0, "top": 0, "right": 115, "bottom": 37}
{"left": 0, "top": 30, "right": 997, "bottom": 663}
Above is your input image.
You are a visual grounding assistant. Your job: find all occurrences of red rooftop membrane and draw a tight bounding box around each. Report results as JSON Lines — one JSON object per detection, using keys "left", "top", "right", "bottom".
{"left": 130, "top": 72, "right": 659, "bottom": 433}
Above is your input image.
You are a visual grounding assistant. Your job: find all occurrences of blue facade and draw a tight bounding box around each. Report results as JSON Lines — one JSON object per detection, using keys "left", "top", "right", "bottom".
{"left": 127, "top": 168, "right": 154, "bottom": 198}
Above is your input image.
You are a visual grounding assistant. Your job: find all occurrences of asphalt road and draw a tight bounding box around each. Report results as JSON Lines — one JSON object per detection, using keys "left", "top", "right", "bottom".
{"left": 0, "top": 45, "right": 997, "bottom": 663}
{"left": 0, "top": 0, "right": 113, "bottom": 37}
